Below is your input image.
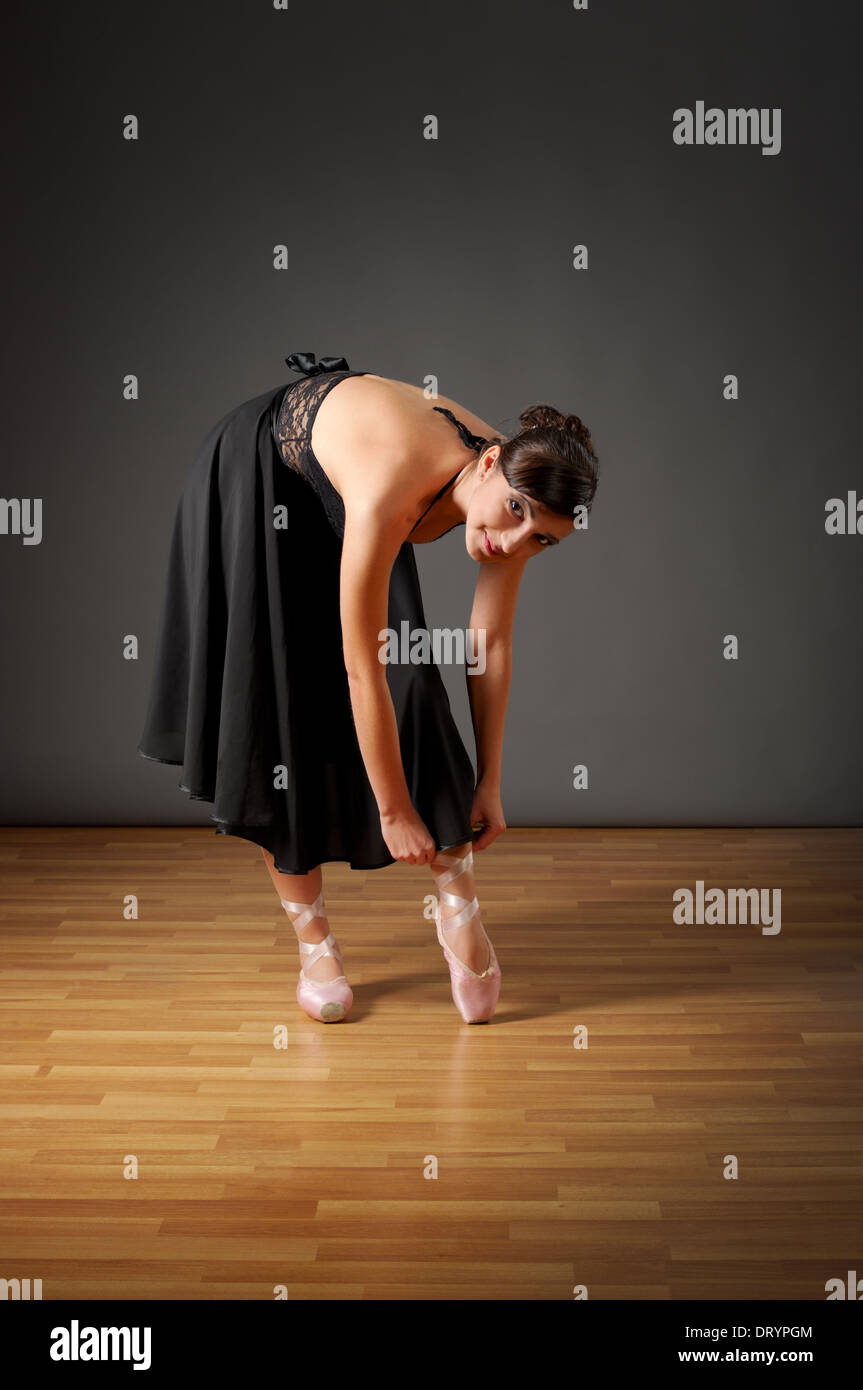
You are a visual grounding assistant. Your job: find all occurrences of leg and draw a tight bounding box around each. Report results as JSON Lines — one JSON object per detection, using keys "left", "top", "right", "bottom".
{"left": 429, "top": 841, "right": 493, "bottom": 974}
{"left": 260, "top": 847, "right": 343, "bottom": 983}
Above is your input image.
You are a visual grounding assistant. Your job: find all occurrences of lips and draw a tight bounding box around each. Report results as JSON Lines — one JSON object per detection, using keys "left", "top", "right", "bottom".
{"left": 483, "top": 531, "right": 497, "bottom": 556}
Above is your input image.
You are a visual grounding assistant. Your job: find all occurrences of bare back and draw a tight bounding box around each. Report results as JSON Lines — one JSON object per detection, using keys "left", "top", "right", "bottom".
{"left": 310, "top": 374, "right": 501, "bottom": 541}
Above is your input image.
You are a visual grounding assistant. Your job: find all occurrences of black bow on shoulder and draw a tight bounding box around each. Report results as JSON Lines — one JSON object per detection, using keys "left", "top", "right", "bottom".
{"left": 284, "top": 351, "right": 350, "bottom": 377}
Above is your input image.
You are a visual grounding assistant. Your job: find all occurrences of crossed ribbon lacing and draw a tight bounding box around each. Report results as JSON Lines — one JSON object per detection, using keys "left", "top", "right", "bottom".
{"left": 432, "top": 848, "right": 480, "bottom": 933}
{"left": 280, "top": 889, "right": 346, "bottom": 980}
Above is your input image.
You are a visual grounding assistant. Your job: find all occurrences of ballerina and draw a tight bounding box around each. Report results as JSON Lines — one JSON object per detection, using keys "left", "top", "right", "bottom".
{"left": 138, "top": 351, "right": 600, "bottom": 1024}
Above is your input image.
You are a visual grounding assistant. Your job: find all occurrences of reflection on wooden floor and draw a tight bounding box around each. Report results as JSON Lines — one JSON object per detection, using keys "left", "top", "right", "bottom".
{"left": 0, "top": 826, "right": 860, "bottom": 1300}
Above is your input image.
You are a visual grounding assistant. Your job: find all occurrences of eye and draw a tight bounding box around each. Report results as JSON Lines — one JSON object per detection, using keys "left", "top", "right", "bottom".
{"left": 509, "top": 496, "right": 551, "bottom": 546}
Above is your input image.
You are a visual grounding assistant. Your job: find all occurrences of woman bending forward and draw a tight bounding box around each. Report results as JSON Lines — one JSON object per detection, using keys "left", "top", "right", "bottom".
{"left": 137, "top": 351, "right": 600, "bottom": 1024}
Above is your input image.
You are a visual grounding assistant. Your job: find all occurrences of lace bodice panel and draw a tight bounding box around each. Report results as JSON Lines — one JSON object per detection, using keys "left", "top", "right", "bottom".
{"left": 273, "top": 370, "right": 364, "bottom": 538}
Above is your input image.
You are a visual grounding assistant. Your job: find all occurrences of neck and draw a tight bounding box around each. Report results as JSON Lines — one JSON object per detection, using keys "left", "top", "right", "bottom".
{"left": 439, "top": 460, "right": 477, "bottom": 529}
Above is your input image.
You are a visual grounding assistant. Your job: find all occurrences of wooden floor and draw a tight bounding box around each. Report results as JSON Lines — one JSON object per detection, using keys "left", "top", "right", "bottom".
{"left": 0, "top": 825, "right": 861, "bottom": 1300}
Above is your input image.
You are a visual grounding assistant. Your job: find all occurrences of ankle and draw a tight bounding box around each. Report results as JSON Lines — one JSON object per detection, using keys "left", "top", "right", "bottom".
{"left": 280, "top": 894, "right": 347, "bottom": 984}
{"left": 287, "top": 909, "right": 329, "bottom": 945}
{"left": 430, "top": 848, "right": 493, "bottom": 975}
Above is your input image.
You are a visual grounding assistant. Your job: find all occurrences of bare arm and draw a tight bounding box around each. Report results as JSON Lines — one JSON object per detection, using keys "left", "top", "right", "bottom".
{"left": 466, "top": 644, "right": 512, "bottom": 787}
{"left": 340, "top": 501, "right": 412, "bottom": 816}
{"left": 459, "top": 556, "right": 530, "bottom": 851}
{"left": 466, "top": 554, "right": 529, "bottom": 788}
{"left": 340, "top": 499, "right": 437, "bottom": 864}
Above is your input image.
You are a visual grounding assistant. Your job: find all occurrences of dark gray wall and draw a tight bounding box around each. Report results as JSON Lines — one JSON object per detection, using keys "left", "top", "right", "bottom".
{"left": 2, "top": 0, "right": 861, "bottom": 828}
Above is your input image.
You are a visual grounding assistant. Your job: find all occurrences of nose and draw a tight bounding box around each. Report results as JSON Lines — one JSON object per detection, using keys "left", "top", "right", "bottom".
{"left": 501, "top": 521, "right": 530, "bottom": 556}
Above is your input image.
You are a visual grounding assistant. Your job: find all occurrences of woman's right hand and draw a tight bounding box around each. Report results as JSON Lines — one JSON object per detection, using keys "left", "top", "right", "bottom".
{"left": 380, "top": 807, "right": 436, "bottom": 865}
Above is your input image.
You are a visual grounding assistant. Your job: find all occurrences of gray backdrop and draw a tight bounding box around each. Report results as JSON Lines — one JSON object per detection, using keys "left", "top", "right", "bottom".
{"left": 2, "top": 0, "right": 861, "bottom": 829}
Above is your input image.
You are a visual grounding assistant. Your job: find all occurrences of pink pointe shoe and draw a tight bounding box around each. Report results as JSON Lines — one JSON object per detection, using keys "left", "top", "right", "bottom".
{"left": 281, "top": 890, "right": 353, "bottom": 1023}
{"left": 433, "top": 849, "right": 501, "bottom": 1023}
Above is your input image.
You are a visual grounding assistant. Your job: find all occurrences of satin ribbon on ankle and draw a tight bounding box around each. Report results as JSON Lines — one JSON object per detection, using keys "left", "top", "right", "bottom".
{"left": 431, "top": 849, "right": 500, "bottom": 1014}
{"left": 281, "top": 890, "right": 346, "bottom": 981}
{"left": 432, "top": 849, "right": 480, "bottom": 933}
{"left": 281, "top": 889, "right": 325, "bottom": 933}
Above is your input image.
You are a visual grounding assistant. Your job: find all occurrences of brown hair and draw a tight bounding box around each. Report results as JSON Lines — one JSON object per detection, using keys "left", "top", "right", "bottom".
{"left": 484, "top": 404, "right": 599, "bottom": 520}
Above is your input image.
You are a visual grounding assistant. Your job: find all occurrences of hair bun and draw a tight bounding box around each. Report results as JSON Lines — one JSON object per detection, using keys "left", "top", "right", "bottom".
{"left": 564, "top": 413, "right": 595, "bottom": 449}
{"left": 518, "top": 404, "right": 563, "bottom": 433}
{"left": 519, "top": 404, "right": 596, "bottom": 457}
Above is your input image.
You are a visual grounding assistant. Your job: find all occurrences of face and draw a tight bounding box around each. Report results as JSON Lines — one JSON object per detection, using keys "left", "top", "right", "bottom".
{"left": 466, "top": 448, "right": 574, "bottom": 562}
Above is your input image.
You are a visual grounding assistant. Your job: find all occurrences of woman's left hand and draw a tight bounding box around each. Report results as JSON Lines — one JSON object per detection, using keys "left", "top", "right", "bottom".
{"left": 470, "top": 781, "right": 506, "bottom": 852}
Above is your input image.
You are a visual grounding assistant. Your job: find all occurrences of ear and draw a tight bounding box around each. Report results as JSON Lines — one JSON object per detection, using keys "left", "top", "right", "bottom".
{"left": 480, "top": 445, "right": 501, "bottom": 476}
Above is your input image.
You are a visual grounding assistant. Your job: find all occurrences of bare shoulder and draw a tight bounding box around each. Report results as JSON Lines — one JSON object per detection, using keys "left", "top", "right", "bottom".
{"left": 311, "top": 375, "right": 424, "bottom": 515}
{"left": 312, "top": 370, "right": 502, "bottom": 527}
{"left": 413, "top": 381, "right": 503, "bottom": 449}
{"left": 363, "top": 374, "right": 501, "bottom": 448}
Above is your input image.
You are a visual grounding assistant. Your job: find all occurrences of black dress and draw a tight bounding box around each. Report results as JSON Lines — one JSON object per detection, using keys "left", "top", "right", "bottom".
{"left": 136, "top": 351, "right": 490, "bottom": 874}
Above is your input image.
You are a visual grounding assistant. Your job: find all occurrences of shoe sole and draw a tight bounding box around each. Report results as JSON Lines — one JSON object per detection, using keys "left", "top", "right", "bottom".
{"left": 319, "top": 1001, "right": 347, "bottom": 1023}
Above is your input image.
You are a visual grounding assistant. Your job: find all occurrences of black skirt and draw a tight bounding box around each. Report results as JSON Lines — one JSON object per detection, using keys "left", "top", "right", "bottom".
{"left": 136, "top": 381, "right": 477, "bottom": 873}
